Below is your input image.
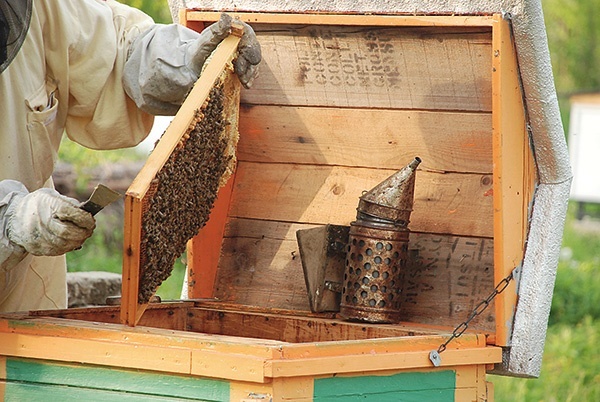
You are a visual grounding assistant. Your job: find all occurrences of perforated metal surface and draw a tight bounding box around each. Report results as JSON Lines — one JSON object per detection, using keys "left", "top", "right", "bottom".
{"left": 340, "top": 222, "right": 409, "bottom": 323}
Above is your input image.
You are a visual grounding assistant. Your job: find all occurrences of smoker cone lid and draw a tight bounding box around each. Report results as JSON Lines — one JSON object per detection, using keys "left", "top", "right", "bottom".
{"left": 358, "top": 157, "right": 421, "bottom": 224}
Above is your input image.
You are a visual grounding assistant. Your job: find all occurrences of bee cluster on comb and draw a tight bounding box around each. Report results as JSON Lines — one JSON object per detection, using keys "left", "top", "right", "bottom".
{"left": 137, "top": 75, "right": 239, "bottom": 304}
{"left": 121, "top": 32, "right": 242, "bottom": 326}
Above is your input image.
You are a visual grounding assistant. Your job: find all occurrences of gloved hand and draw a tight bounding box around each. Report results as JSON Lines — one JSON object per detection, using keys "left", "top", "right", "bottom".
{"left": 124, "top": 13, "right": 262, "bottom": 115}
{"left": 6, "top": 188, "right": 96, "bottom": 256}
{"left": 187, "top": 13, "right": 262, "bottom": 88}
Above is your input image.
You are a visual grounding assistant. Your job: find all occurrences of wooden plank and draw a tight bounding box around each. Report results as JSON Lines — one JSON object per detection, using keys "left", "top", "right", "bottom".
{"left": 214, "top": 219, "right": 313, "bottom": 310}
{"left": 121, "top": 33, "right": 242, "bottom": 326}
{"left": 0, "top": 333, "right": 191, "bottom": 375}
{"left": 264, "top": 347, "right": 502, "bottom": 377}
{"left": 187, "top": 11, "right": 496, "bottom": 28}
{"left": 186, "top": 149, "right": 236, "bottom": 299}
{"left": 213, "top": 219, "right": 494, "bottom": 330}
{"left": 0, "top": 314, "right": 285, "bottom": 351}
{"left": 271, "top": 377, "right": 313, "bottom": 402}
{"left": 230, "top": 381, "right": 276, "bottom": 402}
{"left": 279, "top": 333, "right": 485, "bottom": 361}
{"left": 186, "top": 307, "right": 440, "bottom": 343}
{"left": 191, "top": 350, "right": 267, "bottom": 383}
{"left": 0, "top": 356, "right": 5, "bottom": 401}
{"left": 3, "top": 358, "right": 230, "bottom": 401}
{"left": 454, "top": 365, "right": 477, "bottom": 389}
{"left": 236, "top": 24, "right": 492, "bottom": 111}
{"left": 487, "top": 380, "right": 495, "bottom": 402}
{"left": 31, "top": 303, "right": 190, "bottom": 331}
{"left": 491, "top": 16, "right": 536, "bottom": 346}
{"left": 229, "top": 162, "right": 494, "bottom": 237}
{"left": 238, "top": 105, "right": 492, "bottom": 173}
{"left": 121, "top": 195, "right": 143, "bottom": 326}
{"left": 399, "top": 233, "right": 495, "bottom": 332}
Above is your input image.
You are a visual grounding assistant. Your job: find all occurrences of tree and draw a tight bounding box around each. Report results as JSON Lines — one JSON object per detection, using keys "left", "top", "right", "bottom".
{"left": 543, "top": 0, "right": 600, "bottom": 95}
{"left": 119, "top": 0, "right": 172, "bottom": 24}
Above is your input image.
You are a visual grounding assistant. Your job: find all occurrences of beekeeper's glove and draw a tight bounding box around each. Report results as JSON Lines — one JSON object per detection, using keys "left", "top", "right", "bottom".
{"left": 5, "top": 188, "right": 96, "bottom": 256}
{"left": 124, "top": 13, "right": 262, "bottom": 116}
{"left": 187, "top": 13, "right": 261, "bottom": 89}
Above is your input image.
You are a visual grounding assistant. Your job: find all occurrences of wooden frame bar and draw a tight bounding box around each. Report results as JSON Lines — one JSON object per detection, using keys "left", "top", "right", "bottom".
{"left": 491, "top": 15, "right": 537, "bottom": 346}
{"left": 186, "top": 11, "right": 496, "bottom": 27}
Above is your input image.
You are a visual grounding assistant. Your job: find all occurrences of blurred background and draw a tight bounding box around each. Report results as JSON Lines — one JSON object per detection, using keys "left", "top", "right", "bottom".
{"left": 57, "top": 1, "right": 600, "bottom": 400}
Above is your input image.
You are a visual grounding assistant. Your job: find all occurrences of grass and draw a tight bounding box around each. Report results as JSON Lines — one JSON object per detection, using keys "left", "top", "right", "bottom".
{"left": 491, "top": 318, "right": 600, "bottom": 402}
{"left": 490, "top": 202, "right": 600, "bottom": 401}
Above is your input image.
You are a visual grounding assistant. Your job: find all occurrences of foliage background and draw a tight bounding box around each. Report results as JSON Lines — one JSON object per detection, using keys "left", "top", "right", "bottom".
{"left": 59, "top": 1, "right": 600, "bottom": 400}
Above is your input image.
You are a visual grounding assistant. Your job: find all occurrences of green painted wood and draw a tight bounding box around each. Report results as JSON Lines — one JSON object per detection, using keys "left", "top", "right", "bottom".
{"left": 4, "top": 358, "right": 229, "bottom": 401}
{"left": 313, "top": 370, "right": 456, "bottom": 401}
{"left": 1, "top": 381, "right": 198, "bottom": 402}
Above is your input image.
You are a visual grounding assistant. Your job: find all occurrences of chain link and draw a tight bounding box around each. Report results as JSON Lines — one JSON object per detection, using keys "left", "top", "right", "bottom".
{"left": 436, "top": 270, "right": 515, "bottom": 355}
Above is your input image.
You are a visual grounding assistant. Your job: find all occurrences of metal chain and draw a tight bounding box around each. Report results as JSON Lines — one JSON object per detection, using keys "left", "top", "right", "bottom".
{"left": 429, "top": 269, "right": 516, "bottom": 366}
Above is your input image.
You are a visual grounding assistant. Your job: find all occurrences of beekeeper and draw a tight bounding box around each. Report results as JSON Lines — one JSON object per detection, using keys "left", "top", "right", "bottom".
{"left": 0, "top": 0, "right": 261, "bottom": 312}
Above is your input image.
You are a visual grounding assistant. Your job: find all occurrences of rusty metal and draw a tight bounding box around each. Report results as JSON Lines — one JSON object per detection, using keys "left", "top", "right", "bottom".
{"left": 340, "top": 157, "right": 421, "bottom": 323}
{"left": 340, "top": 221, "right": 409, "bottom": 323}
{"left": 357, "top": 157, "right": 421, "bottom": 226}
{"left": 297, "top": 224, "right": 350, "bottom": 313}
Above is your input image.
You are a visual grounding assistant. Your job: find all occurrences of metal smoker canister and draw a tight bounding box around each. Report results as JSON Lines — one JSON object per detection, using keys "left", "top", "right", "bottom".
{"left": 340, "top": 157, "right": 421, "bottom": 323}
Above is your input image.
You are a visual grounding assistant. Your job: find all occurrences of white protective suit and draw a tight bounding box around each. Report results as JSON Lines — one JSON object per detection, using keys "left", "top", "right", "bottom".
{"left": 0, "top": 0, "right": 260, "bottom": 312}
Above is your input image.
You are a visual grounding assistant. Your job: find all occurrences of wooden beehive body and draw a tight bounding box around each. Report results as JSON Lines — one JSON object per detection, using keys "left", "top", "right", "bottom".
{"left": 0, "top": 12, "right": 552, "bottom": 402}
{"left": 185, "top": 12, "right": 535, "bottom": 348}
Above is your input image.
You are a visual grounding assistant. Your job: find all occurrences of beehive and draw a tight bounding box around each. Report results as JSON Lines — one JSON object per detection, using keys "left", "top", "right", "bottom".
{"left": 0, "top": 4, "right": 570, "bottom": 400}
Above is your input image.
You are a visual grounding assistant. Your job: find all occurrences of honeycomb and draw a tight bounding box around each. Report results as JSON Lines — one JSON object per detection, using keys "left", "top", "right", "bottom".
{"left": 137, "top": 82, "right": 236, "bottom": 304}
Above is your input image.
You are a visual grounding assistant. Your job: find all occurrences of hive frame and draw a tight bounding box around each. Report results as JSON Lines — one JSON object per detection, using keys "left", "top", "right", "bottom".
{"left": 121, "top": 30, "right": 242, "bottom": 326}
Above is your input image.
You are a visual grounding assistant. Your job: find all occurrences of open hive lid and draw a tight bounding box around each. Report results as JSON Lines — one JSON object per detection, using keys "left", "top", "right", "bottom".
{"left": 166, "top": 2, "right": 571, "bottom": 378}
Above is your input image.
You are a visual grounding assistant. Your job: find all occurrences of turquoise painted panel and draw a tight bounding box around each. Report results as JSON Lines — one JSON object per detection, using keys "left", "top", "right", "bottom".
{"left": 3, "top": 381, "right": 199, "bottom": 402}
{"left": 314, "top": 370, "right": 456, "bottom": 402}
{"left": 5, "top": 358, "right": 229, "bottom": 401}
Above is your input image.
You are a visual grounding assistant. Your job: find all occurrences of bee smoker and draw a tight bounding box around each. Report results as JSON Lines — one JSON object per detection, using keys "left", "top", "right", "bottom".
{"left": 340, "top": 157, "right": 421, "bottom": 323}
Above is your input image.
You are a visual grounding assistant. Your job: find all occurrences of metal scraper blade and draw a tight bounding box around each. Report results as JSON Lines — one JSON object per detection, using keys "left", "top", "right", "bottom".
{"left": 80, "top": 184, "right": 122, "bottom": 216}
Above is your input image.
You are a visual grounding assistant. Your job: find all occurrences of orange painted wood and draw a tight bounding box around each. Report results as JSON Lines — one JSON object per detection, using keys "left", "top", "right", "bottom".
{"left": 0, "top": 332, "right": 191, "bottom": 374}
{"left": 264, "top": 347, "right": 502, "bottom": 378}
{"left": 190, "top": 350, "right": 268, "bottom": 382}
{"left": 179, "top": 8, "right": 205, "bottom": 32}
{"left": 0, "top": 313, "right": 284, "bottom": 355}
{"left": 0, "top": 313, "right": 498, "bottom": 383}
{"left": 121, "top": 196, "right": 143, "bottom": 326}
{"left": 491, "top": 16, "right": 536, "bottom": 346}
{"left": 187, "top": 178, "right": 235, "bottom": 298}
{"left": 186, "top": 11, "right": 496, "bottom": 27}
